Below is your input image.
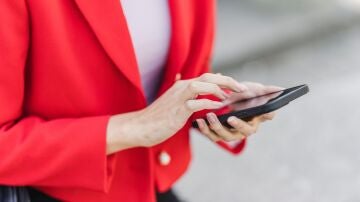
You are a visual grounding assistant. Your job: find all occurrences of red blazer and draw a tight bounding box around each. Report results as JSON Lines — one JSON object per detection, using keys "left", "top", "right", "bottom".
{"left": 0, "top": 0, "right": 245, "bottom": 201}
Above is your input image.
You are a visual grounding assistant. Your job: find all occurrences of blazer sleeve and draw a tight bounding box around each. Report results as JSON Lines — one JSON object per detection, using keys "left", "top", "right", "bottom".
{"left": 0, "top": 0, "right": 116, "bottom": 192}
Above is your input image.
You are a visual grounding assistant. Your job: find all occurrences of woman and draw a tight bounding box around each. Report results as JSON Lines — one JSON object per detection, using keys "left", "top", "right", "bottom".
{"left": 0, "top": 0, "right": 280, "bottom": 201}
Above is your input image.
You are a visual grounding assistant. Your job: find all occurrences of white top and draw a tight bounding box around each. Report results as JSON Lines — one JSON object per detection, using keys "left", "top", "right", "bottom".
{"left": 121, "top": 0, "right": 171, "bottom": 104}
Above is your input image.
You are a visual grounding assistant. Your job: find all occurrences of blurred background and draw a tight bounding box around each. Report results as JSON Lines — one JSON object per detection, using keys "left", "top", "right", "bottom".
{"left": 175, "top": 0, "right": 360, "bottom": 201}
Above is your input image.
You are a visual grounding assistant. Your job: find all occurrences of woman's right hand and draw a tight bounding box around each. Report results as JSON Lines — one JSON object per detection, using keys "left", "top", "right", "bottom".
{"left": 106, "top": 73, "right": 247, "bottom": 154}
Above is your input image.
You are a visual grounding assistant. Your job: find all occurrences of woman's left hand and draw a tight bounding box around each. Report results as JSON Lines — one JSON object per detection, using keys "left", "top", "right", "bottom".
{"left": 196, "top": 82, "right": 283, "bottom": 142}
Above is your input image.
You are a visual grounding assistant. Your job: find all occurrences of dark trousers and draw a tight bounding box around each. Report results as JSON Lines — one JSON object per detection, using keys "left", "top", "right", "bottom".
{"left": 29, "top": 188, "right": 181, "bottom": 202}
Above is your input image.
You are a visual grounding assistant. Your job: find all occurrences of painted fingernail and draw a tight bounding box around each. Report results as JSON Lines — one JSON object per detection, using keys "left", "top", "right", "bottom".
{"left": 196, "top": 119, "right": 203, "bottom": 128}
{"left": 270, "top": 86, "right": 285, "bottom": 91}
{"left": 228, "top": 116, "right": 237, "bottom": 123}
{"left": 206, "top": 113, "right": 217, "bottom": 124}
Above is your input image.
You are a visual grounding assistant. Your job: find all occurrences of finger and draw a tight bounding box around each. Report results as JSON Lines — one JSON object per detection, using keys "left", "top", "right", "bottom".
{"left": 196, "top": 73, "right": 248, "bottom": 93}
{"left": 241, "top": 82, "right": 283, "bottom": 95}
{"left": 261, "top": 112, "right": 275, "bottom": 121}
{"left": 240, "top": 82, "right": 265, "bottom": 94}
{"left": 196, "top": 119, "right": 221, "bottom": 142}
{"left": 225, "top": 82, "right": 265, "bottom": 101}
{"left": 263, "top": 85, "right": 285, "bottom": 94}
{"left": 227, "top": 116, "right": 258, "bottom": 137}
{"left": 185, "top": 81, "right": 229, "bottom": 100}
{"left": 248, "top": 116, "right": 262, "bottom": 125}
{"left": 206, "top": 113, "right": 236, "bottom": 141}
{"left": 247, "top": 114, "right": 274, "bottom": 123}
{"left": 185, "top": 99, "right": 224, "bottom": 112}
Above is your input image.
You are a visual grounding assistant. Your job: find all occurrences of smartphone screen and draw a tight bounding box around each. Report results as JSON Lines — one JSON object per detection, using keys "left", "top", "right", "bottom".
{"left": 213, "top": 90, "right": 284, "bottom": 116}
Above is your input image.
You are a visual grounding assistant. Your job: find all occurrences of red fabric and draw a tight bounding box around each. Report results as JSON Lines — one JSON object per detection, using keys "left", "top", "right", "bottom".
{"left": 217, "top": 139, "right": 247, "bottom": 155}
{"left": 0, "top": 0, "right": 245, "bottom": 201}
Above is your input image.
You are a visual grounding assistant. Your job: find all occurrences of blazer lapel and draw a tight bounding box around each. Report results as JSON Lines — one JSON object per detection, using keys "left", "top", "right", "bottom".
{"left": 74, "top": 0, "right": 143, "bottom": 93}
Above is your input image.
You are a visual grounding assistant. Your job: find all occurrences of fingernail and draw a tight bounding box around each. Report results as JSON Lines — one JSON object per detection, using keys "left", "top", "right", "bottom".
{"left": 196, "top": 119, "right": 203, "bottom": 128}
{"left": 267, "top": 85, "right": 285, "bottom": 92}
{"left": 264, "top": 113, "right": 275, "bottom": 120}
{"left": 228, "top": 116, "right": 237, "bottom": 123}
{"left": 206, "top": 113, "right": 217, "bottom": 124}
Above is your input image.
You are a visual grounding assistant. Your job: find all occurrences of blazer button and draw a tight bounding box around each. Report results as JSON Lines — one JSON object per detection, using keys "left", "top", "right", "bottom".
{"left": 158, "top": 151, "right": 171, "bottom": 166}
{"left": 174, "top": 73, "right": 182, "bottom": 81}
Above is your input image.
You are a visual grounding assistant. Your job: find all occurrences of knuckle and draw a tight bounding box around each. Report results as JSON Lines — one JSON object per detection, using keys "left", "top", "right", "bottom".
{"left": 174, "top": 80, "right": 185, "bottom": 87}
{"left": 225, "top": 76, "right": 234, "bottom": 83}
{"left": 187, "top": 81, "right": 198, "bottom": 92}
{"left": 213, "top": 84, "right": 222, "bottom": 92}
{"left": 210, "top": 124, "right": 224, "bottom": 135}
{"left": 223, "top": 76, "right": 235, "bottom": 84}
{"left": 200, "top": 73, "right": 211, "bottom": 80}
{"left": 209, "top": 124, "right": 222, "bottom": 132}
{"left": 185, "top": 101, "right": 196, "bottom": 112}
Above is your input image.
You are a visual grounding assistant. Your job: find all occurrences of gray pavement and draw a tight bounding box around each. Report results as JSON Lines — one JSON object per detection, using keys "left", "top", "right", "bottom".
{"left": 175, "top": 22, "right": 360, "bottom": 202}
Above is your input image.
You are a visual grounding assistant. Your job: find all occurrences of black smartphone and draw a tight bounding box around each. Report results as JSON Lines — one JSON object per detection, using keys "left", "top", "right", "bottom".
{"left": 192, "top": 84, "right": 309, "bottom": 128}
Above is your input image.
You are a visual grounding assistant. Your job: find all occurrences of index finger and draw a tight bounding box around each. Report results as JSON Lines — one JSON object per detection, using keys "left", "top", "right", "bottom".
{"left": 195, "top": 73, "right": 248, "bottom": 93}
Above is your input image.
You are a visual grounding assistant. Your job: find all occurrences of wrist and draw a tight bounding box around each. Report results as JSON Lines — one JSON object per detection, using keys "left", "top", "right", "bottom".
{"left": 106, "top": 111, "right": 144, "bottom": 154}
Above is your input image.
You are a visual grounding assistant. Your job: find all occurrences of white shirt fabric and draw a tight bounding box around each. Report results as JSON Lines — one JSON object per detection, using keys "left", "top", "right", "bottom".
{"left": 121, "top": 0, "right": 171, "bottom": 104}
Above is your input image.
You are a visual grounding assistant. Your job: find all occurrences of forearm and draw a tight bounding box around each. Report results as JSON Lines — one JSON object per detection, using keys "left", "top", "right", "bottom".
{"left": 106, "top": 111, "right": 143, "bottom": 154}
{"left": 106, "top": 107, "right": 181, "bottom": 155}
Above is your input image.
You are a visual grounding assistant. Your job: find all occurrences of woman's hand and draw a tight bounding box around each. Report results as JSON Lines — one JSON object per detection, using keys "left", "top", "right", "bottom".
{"left": 196, "top": 82, "right": 283, "bottom": 143}
{"left": 106, "top": 73, "right": 248, "bottom": 154}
